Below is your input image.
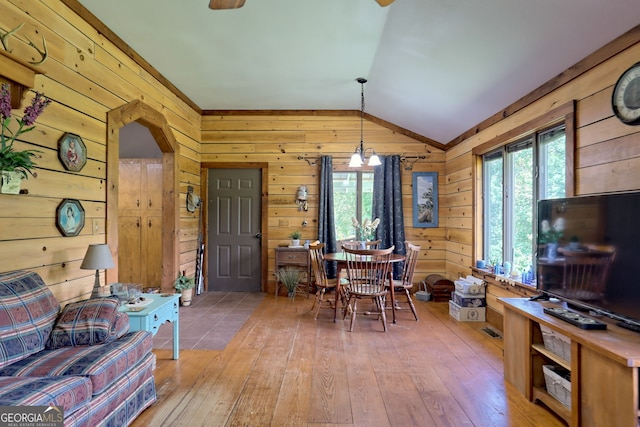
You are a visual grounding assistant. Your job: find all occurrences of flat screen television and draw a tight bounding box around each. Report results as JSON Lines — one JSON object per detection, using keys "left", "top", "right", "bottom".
{"left": 536, "top": 191, "right": 640, "bottom": 330}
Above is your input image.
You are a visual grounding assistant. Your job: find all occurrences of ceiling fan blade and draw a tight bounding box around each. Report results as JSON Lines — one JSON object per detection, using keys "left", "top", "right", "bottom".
{"left": 209, "top": 0, "right": 246, "bottom": 9}
{"left": 375, "top": 0, "right": 395, "bottom": 6}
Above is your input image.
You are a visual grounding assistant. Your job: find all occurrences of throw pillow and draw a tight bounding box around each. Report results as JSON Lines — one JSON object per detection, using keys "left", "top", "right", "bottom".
{"left": 47, "top": 297, "right": 128, "bottom": 349}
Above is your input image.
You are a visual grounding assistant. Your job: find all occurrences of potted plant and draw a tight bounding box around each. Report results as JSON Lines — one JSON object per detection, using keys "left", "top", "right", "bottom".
{"left": 276, "top": 267, "right": 301, "bottom": 299}
{"left": 1, "top": 84, "right": 51, "bottom": 194}
{"left": 289, "top": 230, "right": 302, "bottom": 247}
{"left": 174, "top": 271, "right": 195, "bottom": 306}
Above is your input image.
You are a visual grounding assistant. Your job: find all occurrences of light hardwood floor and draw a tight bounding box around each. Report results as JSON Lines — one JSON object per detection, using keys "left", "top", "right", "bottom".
{"left": 132, "top": 294, "right": 565, "bottom": 427}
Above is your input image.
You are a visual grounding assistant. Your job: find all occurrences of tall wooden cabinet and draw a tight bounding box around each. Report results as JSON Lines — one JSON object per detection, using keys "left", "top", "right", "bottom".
{"left": 500, "top": 298, "right": 640, "bottom": 427}
{"left": 118, "top": 159, "right": 163, "bottom": 288}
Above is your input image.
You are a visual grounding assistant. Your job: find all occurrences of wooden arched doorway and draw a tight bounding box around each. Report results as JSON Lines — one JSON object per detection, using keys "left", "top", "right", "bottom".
{"left": 106, "top": 100, "right": 180, "bottom": 291}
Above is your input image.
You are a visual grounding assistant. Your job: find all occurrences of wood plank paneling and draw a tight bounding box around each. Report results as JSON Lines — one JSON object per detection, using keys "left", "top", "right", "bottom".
{"left": 0, "top": 1, "right": 200, "bottom": 302}
{"left": 201, "top": 114, "right": 446, "bottom": 291}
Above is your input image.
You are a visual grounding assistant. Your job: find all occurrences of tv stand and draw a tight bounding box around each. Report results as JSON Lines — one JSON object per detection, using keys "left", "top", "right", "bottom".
{"left": 528, "top": 293, "right": 549, "bottom": 301}
{"left": 499, "top": 298, "right": 640, "bottom": 427}
{"left": 617, "top": 321, "right": 640, "bottom": 333}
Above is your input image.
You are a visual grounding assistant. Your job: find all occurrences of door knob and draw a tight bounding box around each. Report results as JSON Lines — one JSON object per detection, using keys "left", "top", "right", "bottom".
{"left": 255, "top": 232, "right": 262, "bottom": 239}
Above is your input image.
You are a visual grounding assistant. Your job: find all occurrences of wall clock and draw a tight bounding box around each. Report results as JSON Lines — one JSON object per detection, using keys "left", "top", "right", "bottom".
{"left": 612, "top": 62, "right": 640, "bottom": 125}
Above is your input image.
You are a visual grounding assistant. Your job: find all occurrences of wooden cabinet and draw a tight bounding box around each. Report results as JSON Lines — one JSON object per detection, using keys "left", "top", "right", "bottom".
{"left": 274, "top": 247, "right": 310, "bottom": 298}
{"left": 500, "top": 298, "right": 640, "bottom": 427}
{"left": 118, "top": 159, "right": 163, "bottom": 287}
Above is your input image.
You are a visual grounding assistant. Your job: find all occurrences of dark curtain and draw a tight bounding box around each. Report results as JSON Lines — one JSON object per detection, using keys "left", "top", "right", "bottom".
{"left": 318, "top": 156, "right": 338, "bottom": 278}
{"left": 372, "top": 155, "right": 405, "bottom": 279}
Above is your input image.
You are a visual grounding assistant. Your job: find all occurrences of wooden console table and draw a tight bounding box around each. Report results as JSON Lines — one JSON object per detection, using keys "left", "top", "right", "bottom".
{"left": 500, "top": 297, "right": 640, "bottom": 427}
{"left": 274, "top": 247, "right": 311, "bottom": 298}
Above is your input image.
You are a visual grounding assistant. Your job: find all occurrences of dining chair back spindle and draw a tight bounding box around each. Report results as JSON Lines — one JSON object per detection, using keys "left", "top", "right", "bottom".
{"left": 342, "top": 246, "right": 394, "bottom": 332}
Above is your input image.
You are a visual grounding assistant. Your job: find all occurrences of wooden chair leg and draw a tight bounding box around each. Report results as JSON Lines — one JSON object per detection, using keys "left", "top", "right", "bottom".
{"left": 378, "top": 295, "right": 387, "bottom": 332}
{"left": 313, "top": 288, "right": 325, "bottom": 320}
{"left": 405, "top": 289, "right": 418, "bottom": 321}
{"left": 310, "top": 289, "right": 319, "bottom": 313}
{"left": 349, "top": 298, "right": 357, "bottom": 331}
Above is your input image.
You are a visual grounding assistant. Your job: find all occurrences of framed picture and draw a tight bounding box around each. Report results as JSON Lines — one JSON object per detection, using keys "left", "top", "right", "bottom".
{"left": 58, "top": 132, "right": 87, "bottom": 172}
{"left": 56, "top": 199, "right": 85, "bottom": 237}
{"left": 412, "top": 172, "right": 438, "bottom": 228}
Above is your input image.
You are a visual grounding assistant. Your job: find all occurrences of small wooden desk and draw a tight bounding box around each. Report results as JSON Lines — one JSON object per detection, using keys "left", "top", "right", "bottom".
{"left": 121, "top": 293, "right": 180, "bottom": 359}
{"left": 323, "top": 252, "right": 404, "bottom": 323}
{"left": 275, "top": 247, "right": 311, "bottom": 298}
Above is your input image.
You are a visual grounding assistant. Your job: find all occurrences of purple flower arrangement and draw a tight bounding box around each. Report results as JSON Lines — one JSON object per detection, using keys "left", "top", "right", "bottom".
{"left": 0, "top": 83, "right": 51, "bottom": 179}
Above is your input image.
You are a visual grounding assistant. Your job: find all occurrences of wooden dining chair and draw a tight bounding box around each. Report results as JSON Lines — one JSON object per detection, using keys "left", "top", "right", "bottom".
{"left": 555, "top": 244, "right": 616, "bottom": 303}
{"left": 342, "top": 246, "right": 394, "bottom": 332}
{"left": 341, "top": 240, "right": 381, "bottom": 250}
{"left": 308, "top": 242, "right": 343, "bottom": 319}
{"left": 387, "top": 241, "right": 420, "bottom": 321}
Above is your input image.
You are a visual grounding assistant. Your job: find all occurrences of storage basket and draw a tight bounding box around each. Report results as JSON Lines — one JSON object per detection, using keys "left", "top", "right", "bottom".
{"left": 543, "top": 365, "right": 571, "bottom": 408}
{"left": 416, "top": 280, "right": 431, "bottom": 301}
{"left": 540, "top": 324, "right": 571, "bottom": 362}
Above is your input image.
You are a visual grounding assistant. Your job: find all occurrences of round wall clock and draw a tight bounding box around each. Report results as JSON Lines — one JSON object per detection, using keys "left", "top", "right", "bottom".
{"left": 612, "top": 62, "right": 640, "bottom": 125}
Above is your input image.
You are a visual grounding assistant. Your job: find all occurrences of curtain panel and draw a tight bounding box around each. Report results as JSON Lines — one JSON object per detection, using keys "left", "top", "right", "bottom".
{"left": 373, "top": 155, "right": 406, "bottom": 279}
{"left": 318, "top": 156, "right": 338, "bottom": 278}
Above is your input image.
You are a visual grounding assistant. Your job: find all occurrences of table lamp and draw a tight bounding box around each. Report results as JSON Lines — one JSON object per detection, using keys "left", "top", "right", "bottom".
{"left": 80, "top": 244, "right": 115, "bottom": 298}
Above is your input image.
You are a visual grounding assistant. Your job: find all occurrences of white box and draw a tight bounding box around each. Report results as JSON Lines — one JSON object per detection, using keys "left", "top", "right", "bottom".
{"left": 464, "top": 275, "right": 485, "bottom": 285}
{"left": 543, "top": 365, "right": 571, "bottom": 408}
{"left": 452, "top": 290, "right": 486, "bottom": 307}
{"left": 454, "top": 279, "right": 485, "bottom": 296}
{"left": 540, "top": 324, "right": 571, "bottom": 363}
{"left": 449, "top": 300, "right": 486, "bottom": 322}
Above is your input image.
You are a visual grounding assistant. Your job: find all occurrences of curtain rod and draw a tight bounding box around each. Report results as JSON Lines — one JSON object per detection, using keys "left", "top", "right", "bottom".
{"left": 297, "top": 154, "right": 427, "bottom": 169}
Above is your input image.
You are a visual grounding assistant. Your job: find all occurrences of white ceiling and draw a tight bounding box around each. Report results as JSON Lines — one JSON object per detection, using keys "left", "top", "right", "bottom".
{"left": 77, "top": 0, "right": 640, "bottom": 145}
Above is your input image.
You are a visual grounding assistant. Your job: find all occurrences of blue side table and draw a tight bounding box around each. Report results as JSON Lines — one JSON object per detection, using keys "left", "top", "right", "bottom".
{"left": 121, "top": 293, "right": 180, "bottom": 359}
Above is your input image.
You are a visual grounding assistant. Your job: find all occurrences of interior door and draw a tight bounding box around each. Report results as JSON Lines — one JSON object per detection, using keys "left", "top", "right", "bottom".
{"left": 207, "top": 168, "right": 262, "bottom": 291}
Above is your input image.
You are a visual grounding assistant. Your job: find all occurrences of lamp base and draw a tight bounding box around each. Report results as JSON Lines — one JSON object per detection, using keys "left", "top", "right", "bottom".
{"left": 90, "top": 270, "right": 107, "bottom": 298}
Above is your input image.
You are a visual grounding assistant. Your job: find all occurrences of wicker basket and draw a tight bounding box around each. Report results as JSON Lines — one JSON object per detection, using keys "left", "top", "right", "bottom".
{"left": 543, "top": 365, "right": 571, "bottom": 408}
{"left": 540, "top": 324, "right": 571, "bottom": 362}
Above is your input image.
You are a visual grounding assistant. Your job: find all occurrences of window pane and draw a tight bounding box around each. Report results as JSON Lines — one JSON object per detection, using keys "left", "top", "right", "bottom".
{"left": 510, "top": 147, "right": 533, "bottom": 274}
{"left": 484, "top": 153, "right": 503, "bottom": 265}
{"left": 480, "top": 123, "right": 567, "bottom": 285}
{"left": 539, "top": 127, "right": 566, "bottom": 199}
{"left": 333, "top": 172, "right": 374, "bottom": 240}
{"left": 362, "top": 173, "right": 374, "bottom": 224}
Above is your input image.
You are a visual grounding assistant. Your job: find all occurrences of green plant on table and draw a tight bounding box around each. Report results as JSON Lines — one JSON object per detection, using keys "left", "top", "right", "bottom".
{"left": 289, "top": 230, "right": 302, "bottom": 240}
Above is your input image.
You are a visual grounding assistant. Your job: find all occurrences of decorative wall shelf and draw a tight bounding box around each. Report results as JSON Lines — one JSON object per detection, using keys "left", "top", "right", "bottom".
{"left": 0, "top": 49, "right": 45, "bottom": 109}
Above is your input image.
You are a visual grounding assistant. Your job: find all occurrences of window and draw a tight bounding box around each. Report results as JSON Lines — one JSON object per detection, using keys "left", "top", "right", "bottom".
{"left": 482, "top": 124, "right": 566, "bottom": 278}
{"left": 332, "top": 171, "right": 374, "bottom": 240}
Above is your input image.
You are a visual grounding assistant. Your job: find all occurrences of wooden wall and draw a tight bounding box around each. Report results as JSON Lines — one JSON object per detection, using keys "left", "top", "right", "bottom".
{"left": 444, "top": 31, "right": 640, "bottom": 324}
{"left": 0, "top": 1, "right": 200, "bottom": 304}
{"left": 3, "top": 1, "right": 639, "bottom": 310}
{"left": 201, "top": 114, "right": 445, "bottom": 293}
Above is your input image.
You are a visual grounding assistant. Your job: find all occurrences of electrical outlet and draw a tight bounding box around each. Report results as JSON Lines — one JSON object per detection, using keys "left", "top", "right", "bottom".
{"left": 279, "top": 220, "right": 289, "bottom": 227}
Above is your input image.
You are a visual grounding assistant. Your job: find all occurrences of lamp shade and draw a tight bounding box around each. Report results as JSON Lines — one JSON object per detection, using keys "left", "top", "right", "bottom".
{"left": 349, "top": 152, "right": 364, "bottom": 167}
{"left": 80, "top": 244, "right": 115, "bottom": 270}
{"left": 367, "top": 152, "right": 382, "bottom": 166}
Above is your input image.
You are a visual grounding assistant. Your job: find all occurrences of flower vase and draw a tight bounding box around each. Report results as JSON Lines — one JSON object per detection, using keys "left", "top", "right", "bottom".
{"left": 546, "top": 242, "right": 559, "bottom": 259}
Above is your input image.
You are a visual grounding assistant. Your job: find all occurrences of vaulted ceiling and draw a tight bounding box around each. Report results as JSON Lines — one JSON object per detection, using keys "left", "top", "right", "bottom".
{"left": 75, "top": 0, "right": 640, "bottom": 145}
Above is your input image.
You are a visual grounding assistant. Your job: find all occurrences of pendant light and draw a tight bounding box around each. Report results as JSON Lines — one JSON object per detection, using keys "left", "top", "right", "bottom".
{"left": 349, "top": 78, "right": 381, "bottom": 168}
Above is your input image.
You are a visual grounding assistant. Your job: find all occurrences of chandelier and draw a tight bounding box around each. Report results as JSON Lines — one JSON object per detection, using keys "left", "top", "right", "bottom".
{"left": 349, "top": 78, "right": 381, "bottom": 167}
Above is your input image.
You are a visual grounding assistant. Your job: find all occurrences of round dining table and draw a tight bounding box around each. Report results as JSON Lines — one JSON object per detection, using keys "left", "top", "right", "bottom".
{"left": 323, "top": 252, "right": 405, "bottom": 324}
